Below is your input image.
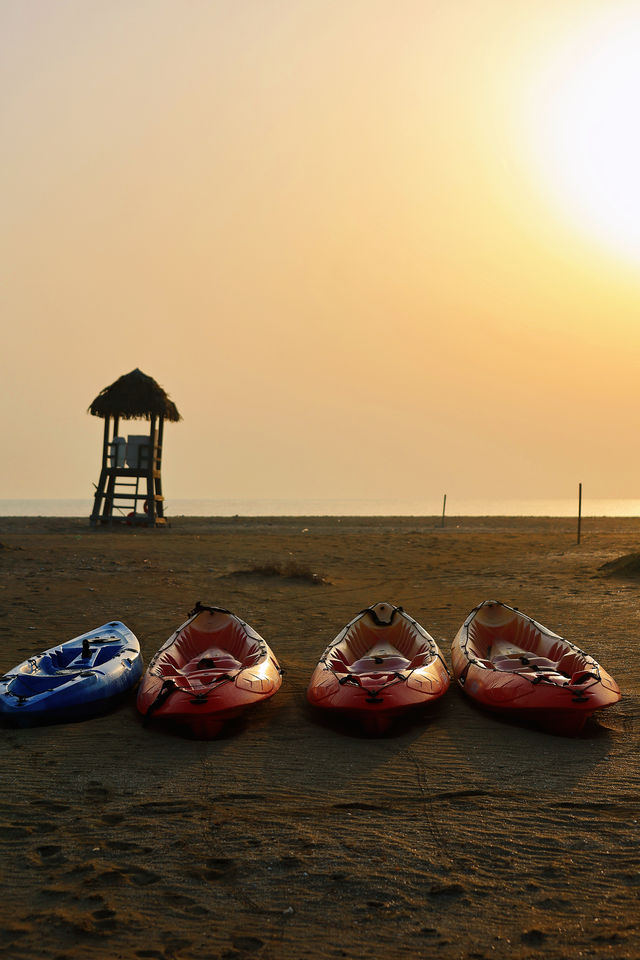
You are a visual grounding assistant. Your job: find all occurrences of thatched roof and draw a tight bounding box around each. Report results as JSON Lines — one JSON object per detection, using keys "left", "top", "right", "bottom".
{"left": 88, "top": 369, "right": 181, "bottom": 421}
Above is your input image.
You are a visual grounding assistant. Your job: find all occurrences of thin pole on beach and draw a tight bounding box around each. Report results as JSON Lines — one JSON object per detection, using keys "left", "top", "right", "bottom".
{"left": 577, "top": 482, "right": 582, "bottom": 544}
{"left": 441, "top": 493, "right": 447, "bottom": 528}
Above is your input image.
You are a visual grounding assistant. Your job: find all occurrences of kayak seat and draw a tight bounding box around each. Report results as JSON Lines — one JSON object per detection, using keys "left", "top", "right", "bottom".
{"left": 492, "top": 656, "right": 530, "bottom": 673}
{"left": 493, "top": 653, "right": 559, "bottom": 671}
{"left": 349, "top": 653, "right": 411, "bottom": 675}
{"left": 491, "top": 653, "right": 572, "bottom": 685}
{"left": 326, "top": 645, "right": 413, "bottom": 676}
{"left": 181, "top": 648, "right": 243, "bottom": 676}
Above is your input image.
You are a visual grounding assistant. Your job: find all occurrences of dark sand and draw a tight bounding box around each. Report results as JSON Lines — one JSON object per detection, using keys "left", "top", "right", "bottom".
{"left": 0, "top": 515, "right": 638, "bottom": 959}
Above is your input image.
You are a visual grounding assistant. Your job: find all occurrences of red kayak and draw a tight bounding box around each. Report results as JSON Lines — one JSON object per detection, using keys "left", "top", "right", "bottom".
{"left": 137, "top": 603, "right": 283, "bottom": 737}
{"left": 451, "top": 600, "right": 621, "bottom": 735}
{"left": 307, "top": 602, "right": 450, "bottom": 734}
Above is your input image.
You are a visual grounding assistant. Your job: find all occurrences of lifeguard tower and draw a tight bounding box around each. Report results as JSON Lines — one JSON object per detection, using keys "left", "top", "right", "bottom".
{"left": 88, "top": 369, "right": 181, "bottom": 527}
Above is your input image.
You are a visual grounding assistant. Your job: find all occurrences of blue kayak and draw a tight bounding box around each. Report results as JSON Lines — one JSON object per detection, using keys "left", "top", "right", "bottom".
{"left": 0, "top": 621, "right": 143, "bottom": 726}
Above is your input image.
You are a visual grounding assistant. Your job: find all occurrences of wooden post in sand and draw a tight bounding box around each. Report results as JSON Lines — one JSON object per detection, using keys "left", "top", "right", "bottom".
{"left": 577, "top": 482, "right": 582, "bottom": 545}
{"left": 441, "top": 494, "right": 447, "bottom": 528}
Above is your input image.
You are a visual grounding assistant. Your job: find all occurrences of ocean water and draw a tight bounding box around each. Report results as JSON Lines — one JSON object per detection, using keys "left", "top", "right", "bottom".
{"left": 1, "top": 497, "right": 640, "bottom": 517}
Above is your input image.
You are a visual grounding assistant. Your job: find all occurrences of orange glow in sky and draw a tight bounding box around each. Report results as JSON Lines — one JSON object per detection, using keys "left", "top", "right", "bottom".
{"left": 2, "top": 1, "right": 640, "bottom": 503}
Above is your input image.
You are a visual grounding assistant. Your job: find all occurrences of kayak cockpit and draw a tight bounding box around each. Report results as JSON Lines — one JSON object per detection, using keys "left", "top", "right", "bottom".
{"left": 465, "top": 603, "right": 596, "bottom": 685}
{"left": 152, "top": 610, "right": 265, "bottom": 680}
{"left": 324, "top": 605, "right": 437, "bottom": 681}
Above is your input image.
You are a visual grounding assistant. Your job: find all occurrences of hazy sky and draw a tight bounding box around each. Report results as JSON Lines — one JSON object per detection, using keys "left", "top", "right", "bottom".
{"left": 3, "top": 0, "right": 640, "bottom": 502}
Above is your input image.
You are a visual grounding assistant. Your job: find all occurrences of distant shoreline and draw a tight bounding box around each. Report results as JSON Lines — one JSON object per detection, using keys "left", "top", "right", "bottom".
{"left": 2, "top": 496, "right": 640, "bottom": 519}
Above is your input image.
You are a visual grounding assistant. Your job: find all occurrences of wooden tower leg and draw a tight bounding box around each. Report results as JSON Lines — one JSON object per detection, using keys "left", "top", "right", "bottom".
{"left": 154, "top": 473, "right": 164, "bottom": 519}
{"left": 102, "top": 471, "right": 117, "bottom": 524}
{"left": 90, "top": 416, "right": 111, "bottom": 526}
{"left": 155, "top": 416, "right": 165, "bottom": 519}
{"left": 90, "top": 468, "right": 107, "bottom": 526}
{"left": 146, "top": 415, "right": 157, "bottom": 524}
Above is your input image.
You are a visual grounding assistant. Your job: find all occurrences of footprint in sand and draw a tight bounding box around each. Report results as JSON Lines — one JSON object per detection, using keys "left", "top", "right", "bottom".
{"left": 232, "top": 934, "right": 264, "bottom": 952}
{"left": 82, "top": 781, "right": 112, "bottom": 803}
{"left": 38, "top": 887, "right": 71, "bottom": 902}
{"left": 0, "top": 824, "right": 31, "bottom": 839}
{"left": 105, "top": 838, "right": 148, "bottom": 852}
{"left": 32, "top": 799, "right": 71, "bottom": 814}
{"left": 101, "top": 812, "right": 125, "bottom": 826}
{"left": 522, "top": 929, "right": 547, "bottom": 944}
{"left": 0, "top": 925, "right": 29, "bottom": 949}
{"left": 92, "top": 907, "right": 118, "bottom": 929}
{"left": 427, "top": 881, "right": 466, "bottom": 898}
{"left": 34, "top": 844, "right": 67, "bottom": 866}
{"left": 203, "top": 857, "right": 237, "bottom": 881}
{"left": 135, "top": 799, "right": 201, "bottom": 817}
{"left": 94, "top": 864, "right": 162, "bottom": 888}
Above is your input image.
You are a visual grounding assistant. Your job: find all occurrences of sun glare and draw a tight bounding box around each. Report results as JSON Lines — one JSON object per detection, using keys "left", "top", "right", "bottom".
{"left": 525, "top": 6, "right": 640, "bottom": 263}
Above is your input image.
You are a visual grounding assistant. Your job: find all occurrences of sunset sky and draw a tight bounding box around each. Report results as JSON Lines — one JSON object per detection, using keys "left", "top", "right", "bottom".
{"left": 3, "top": 0, "right": 640, "bottom": 503}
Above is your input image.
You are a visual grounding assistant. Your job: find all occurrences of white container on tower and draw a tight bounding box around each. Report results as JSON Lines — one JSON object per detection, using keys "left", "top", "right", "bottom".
{"left": 126, "top": 435, "right": 151, "bottom": 469}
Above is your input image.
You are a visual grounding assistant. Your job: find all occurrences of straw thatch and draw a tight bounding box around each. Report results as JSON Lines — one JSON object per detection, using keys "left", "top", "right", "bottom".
{"left": 88, "top": 369, "right": 181, "bottom": 421}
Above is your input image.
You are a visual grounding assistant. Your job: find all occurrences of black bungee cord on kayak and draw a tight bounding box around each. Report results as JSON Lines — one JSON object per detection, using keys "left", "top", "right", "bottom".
{"left": 143, "top": 667, "right": 243, "bottom": 719}
{"left": 335, "top": 664, "right": 420, "bottom": 703}
{"left": 359, "top": 603, "right": 401, "bottom": 626}
{"left": 143, "top": 678, "right": 178, "bottom": 719}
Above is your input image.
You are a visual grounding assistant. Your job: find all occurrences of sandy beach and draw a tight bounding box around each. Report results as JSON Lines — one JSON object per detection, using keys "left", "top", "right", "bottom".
{"left": 0, "top": 515, "right": 638, "bottom": 960}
